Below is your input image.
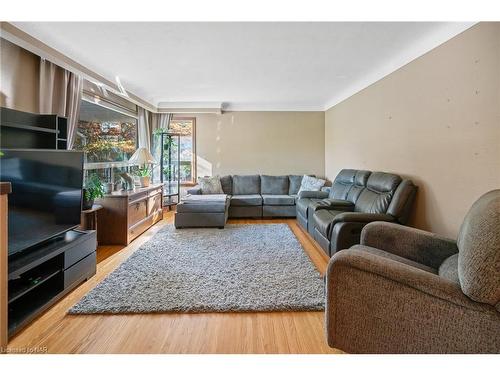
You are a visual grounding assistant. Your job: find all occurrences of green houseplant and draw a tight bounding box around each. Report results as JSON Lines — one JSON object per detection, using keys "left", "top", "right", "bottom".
{"left": 135, "top": 165, "right": 152, "bottom": 187}
{"left": 83, "top": 174, "right": 105, "bottom": 210}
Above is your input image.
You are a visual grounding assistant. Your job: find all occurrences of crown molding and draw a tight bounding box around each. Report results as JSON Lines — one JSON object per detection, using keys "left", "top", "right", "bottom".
{"left": 222, "top": 102, "right": 324, "bottom": 112}
{"left": 157, "top": 102, "right": 223, "bottom": 114}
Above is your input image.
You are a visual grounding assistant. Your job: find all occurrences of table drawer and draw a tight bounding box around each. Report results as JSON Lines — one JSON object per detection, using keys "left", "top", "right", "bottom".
{"left": 128, "top": 199, "right": 147, "bottom": 226}
{"left": 128, "top": 217, "right": 152, "bottom": 243}
{"left": 147, "top": 186, "right": 162, "bottom": 196}
{"left": 128, "top": 191, "right": 148, "bottom": 202}
{"left": 147, "top": 193, "right": 162, "bottom": 216}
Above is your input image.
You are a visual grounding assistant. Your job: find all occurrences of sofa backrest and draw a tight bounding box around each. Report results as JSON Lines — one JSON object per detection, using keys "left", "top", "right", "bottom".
{"left": 232, "top": 175, "right": 261, "bottom": 195}
{"left": 329, "top": 169, "right": 371, "bottom": 201}
{"left": 456, "top": 189, "right": 500, "bottom": 308}
{"left": 220, "top": 175, "right": 233, "bottom": 195}
{"left": 261, "top": 175, "right": 289, "bottom": 195}
{"left": 354, "top": 172, "right": 402, "bottom": 214}
{"left": 288, "top": 175, "right": 303, "bottom": 195}
{"left": 387, "top": 179, "right": 418, "bottom": 224}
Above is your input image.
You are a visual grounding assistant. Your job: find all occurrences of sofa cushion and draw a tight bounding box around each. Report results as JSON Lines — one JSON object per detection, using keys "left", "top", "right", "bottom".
{"left": 296, "top": 197, "right": 323, "bottom": 217}
{"left": 262, "top": 194, "right": 295, "bottom": 206}
{"left": 354, "top": 172, "right": 402, "bottom": 214}
{"left": 230, "top": 194, "right": 263, "bottom": 206}
{"left": 313, "top": 209, "right": 345, "bottom": 237}
{"left": 387, "top": 179, "right": 418, "bottom": 224}
{"left": 261, "top": 175, "right": 289, "bottom": 195}
{"left": 198, "top": 176, "right": 224, "bottom": 194}
{"left": 298, "top": 175, "right": 325, "bottom": 195}
{"left": 177, "top": 194, "right": 229, "bottom": 213}
{"left": 329, "top": 169, "right": 356, "bottom": 200}
{"left": 288, "top": 175, "right": 303, "bottom": 195}
{"left": 232, "top": 175, "right": 261, "bottom": 195}
{"left": 220, "top": 175, "right": 233, "bottom": 195}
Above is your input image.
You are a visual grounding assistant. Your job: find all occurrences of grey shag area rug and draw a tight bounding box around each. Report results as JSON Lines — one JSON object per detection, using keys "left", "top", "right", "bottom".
{"left": 69, "top": 224, "right": 324, "bottom": 314}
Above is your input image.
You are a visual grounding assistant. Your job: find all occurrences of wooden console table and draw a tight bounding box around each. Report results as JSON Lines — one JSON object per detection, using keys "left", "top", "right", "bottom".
{"left": 96, "top": 184, "right": 163, "bottom": 245}
{"left": 1, "top": 182, "right": 12, "bottom": 351}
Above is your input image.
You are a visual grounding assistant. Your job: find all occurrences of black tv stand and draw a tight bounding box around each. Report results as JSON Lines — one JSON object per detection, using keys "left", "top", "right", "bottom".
{"left": 7, "top": 229, "right": 96, "bottom": 337}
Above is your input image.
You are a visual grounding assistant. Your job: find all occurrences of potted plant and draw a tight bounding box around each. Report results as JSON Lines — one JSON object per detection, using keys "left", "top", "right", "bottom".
{"left": 83, "top": 174, "right": 105, "bottom": 210}
{"left": 136, "top": 166, "right": 151, "bottom": 187}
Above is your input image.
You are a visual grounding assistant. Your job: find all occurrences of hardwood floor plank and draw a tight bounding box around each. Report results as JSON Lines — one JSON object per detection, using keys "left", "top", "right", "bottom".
{"left": 7, "top": 211, "right": 340, "bottom": 354}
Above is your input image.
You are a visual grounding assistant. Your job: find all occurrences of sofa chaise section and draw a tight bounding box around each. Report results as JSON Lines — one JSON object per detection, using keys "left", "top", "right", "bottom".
{"left": 175, "top": 194, "right": 230, "bottom": 228}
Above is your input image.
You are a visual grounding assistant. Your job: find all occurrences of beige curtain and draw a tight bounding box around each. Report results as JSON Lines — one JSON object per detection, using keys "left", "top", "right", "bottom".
{"left": 39, "top": 58, "right": 83, "bottom": 149}
{"left": 149, "top": 113, "right": 173, "bottom": 182}
{"left": 137, "top": 107, "right": 151, "bottom": 150}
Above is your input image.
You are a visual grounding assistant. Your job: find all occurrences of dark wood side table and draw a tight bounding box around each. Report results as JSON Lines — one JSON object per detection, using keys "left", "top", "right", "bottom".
{"left": 80, "top": 204, "right": 103, "bottom": 231}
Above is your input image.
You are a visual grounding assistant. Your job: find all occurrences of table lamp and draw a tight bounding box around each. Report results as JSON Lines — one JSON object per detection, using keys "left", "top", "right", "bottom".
{"left": 128, "top": 147, "right": 157, "bottom": 187}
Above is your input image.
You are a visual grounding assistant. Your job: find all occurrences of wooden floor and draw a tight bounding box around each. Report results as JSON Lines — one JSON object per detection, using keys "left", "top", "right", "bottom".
{"left": 8, "top": 210, "right": 341, "bottom": 354}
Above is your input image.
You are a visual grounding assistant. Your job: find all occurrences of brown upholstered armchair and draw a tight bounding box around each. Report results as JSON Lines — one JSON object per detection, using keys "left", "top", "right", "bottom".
{"left": 325, "top": 190, "right": 500, "bottom": 353}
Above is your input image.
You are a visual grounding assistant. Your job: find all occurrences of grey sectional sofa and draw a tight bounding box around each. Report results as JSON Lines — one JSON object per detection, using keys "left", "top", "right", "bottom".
{"left": 296, "top": 169, "right": 417, "bottom": 257}
{"left": 186, "top": 174, "right": 306, "bottom": 219}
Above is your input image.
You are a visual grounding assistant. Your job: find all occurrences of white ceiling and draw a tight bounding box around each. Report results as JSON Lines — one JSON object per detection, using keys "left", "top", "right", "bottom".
{"left": 12, "top": 22, "right": 474, "bottom": 111}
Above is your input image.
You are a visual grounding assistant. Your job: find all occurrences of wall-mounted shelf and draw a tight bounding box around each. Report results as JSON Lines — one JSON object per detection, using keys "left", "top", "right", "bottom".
{"left": 0, "top": 107, "right": 68, "bottom": 150}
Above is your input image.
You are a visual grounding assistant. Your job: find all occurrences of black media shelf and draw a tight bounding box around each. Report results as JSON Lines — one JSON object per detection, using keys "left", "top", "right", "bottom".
{"left": 9, "top": 269, "right": 62, "bottom": 304}
{"left": 7, "top": 229, "right": 97, "bottom": 337}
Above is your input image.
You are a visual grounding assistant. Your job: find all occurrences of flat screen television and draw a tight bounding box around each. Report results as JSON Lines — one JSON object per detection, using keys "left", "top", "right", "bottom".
{"left": 0, "top": 149, "right": 84, "bottom": 257}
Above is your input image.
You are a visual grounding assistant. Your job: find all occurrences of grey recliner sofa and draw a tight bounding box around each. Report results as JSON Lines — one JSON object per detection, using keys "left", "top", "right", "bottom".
{"left": 186, "top": 174, "right": 306, "bottom": 218}
{"left": 325, "top": 189, "right": 500, "bottom": 353}
{"left": 296, "top": 169, "right": 417, "bottom": 257}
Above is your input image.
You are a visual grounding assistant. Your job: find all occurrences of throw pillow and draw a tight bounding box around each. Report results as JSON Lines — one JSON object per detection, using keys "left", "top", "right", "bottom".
{"left": 297, "top": 175, "right": 326, "bottom": 194}
{"left": 198, "top": 176, "right": 224, "bottom": 194}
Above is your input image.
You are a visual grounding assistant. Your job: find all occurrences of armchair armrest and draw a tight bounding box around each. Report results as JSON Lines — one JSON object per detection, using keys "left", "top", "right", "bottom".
{"left": 186, "top": 186, "right": 202, "bottom": 195}
{"left": 360, "top": 222, "right": 458, "bottom": 269}
{"left": 321, "top": 186, "right": 332, "bottom": 194}
{"left": 298, "top": 190, "right": 329, "bottom": 199}
{"left": 328, "top": 249, "right": 493, "bottom": 313}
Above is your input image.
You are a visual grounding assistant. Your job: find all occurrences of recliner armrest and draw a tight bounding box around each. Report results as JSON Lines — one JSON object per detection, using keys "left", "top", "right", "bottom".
{"left": 322, "top": 199, "right": 355, "bottom": 211}
{"left": 331, "top": 212, "right": 395, "bottom": 226}
{"left": 298, "top": 190, "right": 329, "bottom": 199}
{"left": 187, "top": 186, "right": 202, "bottom": 195}
{"left": 360, "top": 222, "right": 458, "bottom": 269}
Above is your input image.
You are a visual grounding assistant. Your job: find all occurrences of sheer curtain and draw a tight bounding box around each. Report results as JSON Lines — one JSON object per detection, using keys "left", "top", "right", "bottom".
{"left": 39, "top": 58, "right": 83, "bottom": 149}
{"left": 137, "top": 107, "right": 151, "bottom": 150}
{"left": 149, "top": 112, "right": 173, "bottom": 182}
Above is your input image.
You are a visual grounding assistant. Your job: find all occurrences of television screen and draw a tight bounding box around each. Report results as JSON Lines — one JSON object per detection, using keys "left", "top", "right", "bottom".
{"left": 0, "top": 149, "right": 84, "bottom": 256}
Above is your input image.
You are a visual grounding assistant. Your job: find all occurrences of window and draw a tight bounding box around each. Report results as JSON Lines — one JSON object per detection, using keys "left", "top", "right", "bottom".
{"left": 74, "top": 100, "right": 138, "bottom": 164}
{"left": 169, "top": 117, "right": 196, "bottom": 184}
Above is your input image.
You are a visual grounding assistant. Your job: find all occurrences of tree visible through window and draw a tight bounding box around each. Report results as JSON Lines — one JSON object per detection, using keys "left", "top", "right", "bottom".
{"left": 74, "top": 100, "right": 137, "bottom": 164}
{"left": 169, "top": 117, "right": 196, "bottom": 184}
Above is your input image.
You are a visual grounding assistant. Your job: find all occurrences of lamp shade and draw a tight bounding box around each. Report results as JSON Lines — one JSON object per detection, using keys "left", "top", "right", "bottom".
{"left": 128, "top": 147, "right": 157, "bottom": 165}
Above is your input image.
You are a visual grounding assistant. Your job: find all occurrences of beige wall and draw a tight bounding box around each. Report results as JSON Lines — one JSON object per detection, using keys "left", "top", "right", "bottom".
{"left": 0, "top": 38, "right": 39, "bottom": 113}
{"left": 190, "top": 111, "right": 325, "bottom": 178}
{"left": 325, "top": 22, "right": 500, "bottom": 238}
